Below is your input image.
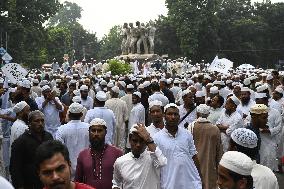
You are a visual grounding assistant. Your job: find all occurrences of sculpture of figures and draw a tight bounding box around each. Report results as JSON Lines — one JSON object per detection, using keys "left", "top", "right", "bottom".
{"left": 121, "top": 23, "right": 130, "bottom": 55}
{"left": 137, "top": 22, "right": 149, "bottom": 54}
{"left": 148, "top": 21, "right": 156, "bottom": 54}
{"left": 129, "top": 22, "right": 139, "bottom": 54}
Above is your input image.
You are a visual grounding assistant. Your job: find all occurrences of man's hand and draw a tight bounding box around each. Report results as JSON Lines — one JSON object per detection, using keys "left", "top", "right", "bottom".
{"left": 0, "top": 88, "right": 5, "bottom": 96}
{"left": 134, "top": 124, "right": 152, "bottom": 143}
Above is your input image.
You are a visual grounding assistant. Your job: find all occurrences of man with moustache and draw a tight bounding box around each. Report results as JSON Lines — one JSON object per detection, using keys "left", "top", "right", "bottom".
{"left": 36, "top": 140, "right": 95, "bottom": 189}
{"left": 236, "top": 87, "right": 255, "bottom": 119}
{"left": 10, "top": 111, "right": 53, "bottom": 189}
{"left": 75, "top": 118, "right": 123, "bottom": 189}
{"left": 80, "top": 85, "right": 94, "bottom": 111}
{"left": 146, "top": 100, "right": 164, "bottom": 138}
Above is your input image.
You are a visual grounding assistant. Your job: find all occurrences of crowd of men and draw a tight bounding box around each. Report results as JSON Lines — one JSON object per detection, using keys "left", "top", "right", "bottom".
{"left": 0, "top": 58, "right": 283, "bottom": 189}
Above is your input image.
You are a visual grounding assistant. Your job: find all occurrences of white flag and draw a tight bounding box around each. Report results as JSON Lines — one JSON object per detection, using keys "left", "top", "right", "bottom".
{"left": 209, "top": 56, "right": 233, "bottom": 74}
{"left": 1, "top": 63, "right": 28, "bottom": 84}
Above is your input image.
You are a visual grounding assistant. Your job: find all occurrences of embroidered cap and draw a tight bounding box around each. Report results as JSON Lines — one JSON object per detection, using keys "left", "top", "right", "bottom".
{"left": 231, "top": 128, "right": 258, "bottom": 148}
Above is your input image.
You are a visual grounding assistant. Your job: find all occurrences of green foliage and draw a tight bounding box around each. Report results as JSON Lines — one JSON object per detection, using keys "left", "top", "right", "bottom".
{"left": 98, "top": 25, "right": 122, "bottom": 60}
{"left": 106, "top": 59, "right": 131, "bottom": 76}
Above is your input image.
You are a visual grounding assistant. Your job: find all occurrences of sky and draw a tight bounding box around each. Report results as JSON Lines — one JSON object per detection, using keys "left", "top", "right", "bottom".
{"left": 60, "top": 0, "right": 283, "bottom": 39}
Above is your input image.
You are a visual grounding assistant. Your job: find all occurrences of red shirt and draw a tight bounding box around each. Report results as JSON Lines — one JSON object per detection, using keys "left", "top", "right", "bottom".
{"left": 44, "top": 182, "right": 95, "bottom": 189}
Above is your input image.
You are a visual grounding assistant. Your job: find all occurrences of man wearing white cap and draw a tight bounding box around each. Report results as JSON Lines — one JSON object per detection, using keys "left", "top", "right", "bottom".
{"left": 146, "top": 100, "right": 164, "bottom": 138}
{"left": 148, "top": 82, "right": 169, "bottom": 107}
{"left": 120, "top": 84, "right": 134, "bottom": 119}
{"left": 35, "top": 85, "right": 64, "bottom": 137}
{"left": 10, "top": 101, "right": 30, "bottom": 147}
{"left": 112, "top": 124, "right": 167, "bottom": 189}
{"left": 126, "top": 92, "right": 145, "bottom": 149}
{"left": 61, "top": 80, "right": 77, "bottom": 106}
{"left": 170, "top": 80, "right": 181, "bottom": 99}
{"left": 105, "top": 86, "right": 129, "bottom": 149}
{"left": 154, "top": 103, "right": 202, "bottom": 189}
{"left": 229, "top": 128, "right": 279, "bottom": 189}
{"left": 55, "top": 103, "right": 89, "bottom": 177}
{"left": 80, "top": 85, "right": 94, "bottom": 110}
{"left": 216, "top": 96, "right": 243, "bottom": 152}
{"left": 84, "top": 91, "right": 116, "bottom": 145}
{"left": 236, "top": 87, "right": 255, "bottom": 118}
{"left": 208, "top": 95, "right": 224, "bottom": 124}
{"left": 31, "top": 79, "right": 42, "bottom": 97}
{"left": 217, "top": 151, "right": 254, "bottom": 189}
{"left": 188, "top": 104, "right": 222, "bottom": 189}
{"left": 178, "top": 90, "right": 197, "bottom": 128}
{"left": 75, "top": 118, "right": 123, "bottom": 189}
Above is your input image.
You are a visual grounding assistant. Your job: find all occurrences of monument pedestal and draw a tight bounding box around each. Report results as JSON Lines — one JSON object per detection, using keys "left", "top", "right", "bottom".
{"left": 118, "top": 54, "right": 160, "bottom": 61}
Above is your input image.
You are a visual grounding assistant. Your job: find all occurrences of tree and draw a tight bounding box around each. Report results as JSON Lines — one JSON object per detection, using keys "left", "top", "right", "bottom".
{"left": 98, "top": 25, "right": 122, "bottom": 60}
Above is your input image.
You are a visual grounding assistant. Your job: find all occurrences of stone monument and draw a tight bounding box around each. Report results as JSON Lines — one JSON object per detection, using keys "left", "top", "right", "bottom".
{"left": 119, "top": 21, "right": 159, "bottom": 61}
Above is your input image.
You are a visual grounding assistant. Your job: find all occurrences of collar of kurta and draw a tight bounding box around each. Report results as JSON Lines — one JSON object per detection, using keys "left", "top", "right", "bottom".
{"left": 130, "top": 149, "right": 147, "bottom": 159}
{"left": 164, "top": 127, "right": 179, "bottom": 138}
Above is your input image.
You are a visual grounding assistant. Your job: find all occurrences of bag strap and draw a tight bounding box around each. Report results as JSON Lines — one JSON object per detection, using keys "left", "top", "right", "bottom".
{"left": 179, "top": 106, "right": 196, "bottom": 124}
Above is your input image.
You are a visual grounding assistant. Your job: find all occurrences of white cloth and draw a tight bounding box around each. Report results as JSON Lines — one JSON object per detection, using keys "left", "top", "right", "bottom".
{"left": 251, "top": 161, "right": 279, "bottom": 189}
{"left": 148, "top": 92, "right": 169, "bottom": 107}
{"left": 146, "top": 123, "right": 162, "bottom": 138}
{"left": 81, "top": 96, "right": 94, "bottom": 110}
{"left": 105, "top": 98, "right": 129, "bottom": 149}
{"left": 0, "top": 176, "right": 14, "bottom": 189}
{"left": 84, "top": 107, "right": 116, "bottom": 144}
{"left": 120, "top": 94, "right": 133, "bottom": 118}
{"left": 10, "top": 119, "right": 28, "bottom": 148}
{"left": 216, "top": 110, "right": 243, "bottom": 152}
{"left": 35, "top": 96, "right": 63, "bottom": 137}
{"left": 154, "top": 127, "right": 202, "bottom": 189}
{"left": 178, "top": 105, "right": 197, "bottom": 128}
{"left": 208, "top": 107, "right": 222, "bottom": 125}
{"left": 112, "top": 148, "right": 167, "bottom": 189}
{"left": 55, "top": 120, "right": 89, "bottom": 177}
{"left": 128, "top": 103, "right": 145, "bottom": 130}
{"left": 170, "top": 86, "right": 181, "bottom": 99}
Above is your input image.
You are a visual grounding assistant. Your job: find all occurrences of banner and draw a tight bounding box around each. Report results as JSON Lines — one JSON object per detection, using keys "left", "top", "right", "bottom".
{"left": 208, "top": 55, "right": 233, "bottom": 74}
{"left": 1, "top": 63, "right": 28, "bottom": 84}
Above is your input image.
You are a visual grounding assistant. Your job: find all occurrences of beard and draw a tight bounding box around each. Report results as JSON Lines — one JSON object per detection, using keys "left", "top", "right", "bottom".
{"left": 81, "top": 95, "right": 87, "bottom": 100}
{"left": 90, "top": 139, "right": 105, "bottom": 150}
{"left": 241, "top": 98, "right": 250, "bottom": 105}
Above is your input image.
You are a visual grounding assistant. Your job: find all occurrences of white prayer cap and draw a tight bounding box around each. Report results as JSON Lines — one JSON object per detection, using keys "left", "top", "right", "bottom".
{"left": 32, "top": 79, "right": 39, "bottom": 84}
{"left": 138, "top": 84, "right": 144, "bottom": 89}
{"left": 261, "top": 73, "right": 267, "bottom": 77}
{"left": 182, "top": 89, "right": 191, "bottom": 97}
{"left": 266, "top": 74, "right": 273, "bottom": 81}
{"left": 143, "top": 81, "right": 151, "bottom": 88}
{"left": 241, "top": 87, "right": 251, "bottom": 92}
{"left": 100, "top": 80, "right": 107, "bottom": 86}
{"left": 111, "top": 86, "right": 120, "bottom": 93}
{"left": 107, "top": 82, "right": 114, "bottom": 88}
{"left": 231, "top": 128, "right": 258, "bottom": 149}
{"left": 210, "top": 86, "right": 219, "bottom": 94}
{"left": 118, "top": 81, "right": 126, "bottom": 88}
{"left": 174, "top": 80, "right": 180, "bottom": 84}
{"left": 204, "top": 75, "right": 211, "bottom": 80}
{"left": 9, "top": 88, "right": 16, "bottom": 93}
{"left": 133, "top": 91, "right": 141, "bottom": 98}
{"left": 275, "top": 87, "right": 283, "bottom": 94}
{"left": 229, "top": 95, "right": 240, "bottom": 106}
{"left": 196, "top": 104, "right": 210, "bottom": 115}
{"left": 206, "top": 83, "right": 213, "bottom": 87}
{"left": 254, "top": 92, "right": 267, "bottom": 99}
{"left": 68, "top": 102, "right": 84, "bottom": 114}
{"left": 80, "top": 85, "right": 88, "bottom": 91}
{"left": 96, "top": 91, "right": 107, "bottom": 101}
{"left": 41, "top": 85, "right": 50, "bottom": 91}
{"left": 213, "top": 80, "right": 225, "bottom": 86}
{"left": 72, "top": 96, "right": 81, "bottom": 103}
{"left": 13, "top": 101, "right": 29, "bottom": 113}
{"left": 164, "top": 103, "right": 179, "bottom": 113}
{"left": 195, "top": 91, "right": 205, "bottom": 97}
{"left": 226, "top": 80, "right": 233, "bottom": 85}
{"left": 73, "top": 90, "right": 80, "bottom": 96}
{"left": 149, "top": 100, "right": 163, "bottom": 109}
{"left": 250, "top": 75, "right": 258, "bottom": 80}
{"left": 127, "top": 84, "right": 134, "bottom": 89}
{"left": 160, "top": 77, "right": 166, "bottom": 82}
{"left": 90, "top": 118, "right": 107, "bottom": 128}
{"left": 220, "top": 151, "right": 253, "bottom": 176}
{"left": 232, "top": 82, "right": 239, "bottom": 87}
{"left": 256, "top": 84, "right": 268, "bottom": 93}
{"left": 21, "top": 80, "right": 31, "bottom": 89}
{"left": 250, "top": 104, "right": 268, "bottom": 114}
{"left": 243, "top": 78, "right": 251, "bottom": 86}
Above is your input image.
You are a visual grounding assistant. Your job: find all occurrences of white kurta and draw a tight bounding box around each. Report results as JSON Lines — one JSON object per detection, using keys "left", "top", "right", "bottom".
{"left": 81, "top": 96, "right": 94, "bottom": 110}
{"left": 251, "top": 161, "right": 279, "bottom": 189}
{"left": 178, "top": 105, "right": 197, "bottom": 128}
{"left": 216, "top": 110, "right": 243, "bottom": 152}
{"left": 236, "top": 99, "right": 255, "bottom": 118}
{"left": 208, "top": 107, "right": 222, "bottom": 125}
{"left": 154, "top": 127, "right": 202, "bottom": 189}
{"left": 146, "top": 123, "right": 162, "bottom": 138}
{"left": 112, "top": 148, "right": 167, "bottom": 189}
{"left": 10, "top": 119, "right": 28, "bottom": 148}
{"left": 35, "top": 96, "right": 63, "bottom": 137}
{"left": 55, "top": 120, "right": 89, "bottom": 176}
{"left": 105, "top": 98, "right": 129, "bottom": 149}
{"left": 120, "top": 94, "right": 133, "bottom": 118}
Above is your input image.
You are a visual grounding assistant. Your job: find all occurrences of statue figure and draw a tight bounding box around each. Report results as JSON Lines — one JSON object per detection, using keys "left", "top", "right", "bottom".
{"left": 148, "top": 21, "right": 156, "bottom": 54}
{"left": 129, "top": 22, "right": 139, "bottom": 54}
{"left": 136, "top": 22, "right": 149, "bottom": 54}
{"left": 121, "top": 23, "right": 130, "bottom": 55}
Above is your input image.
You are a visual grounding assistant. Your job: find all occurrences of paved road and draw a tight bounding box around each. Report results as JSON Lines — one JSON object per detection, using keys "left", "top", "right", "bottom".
{"left": 276, "top": 173, "right": 283, "bottom": 189}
